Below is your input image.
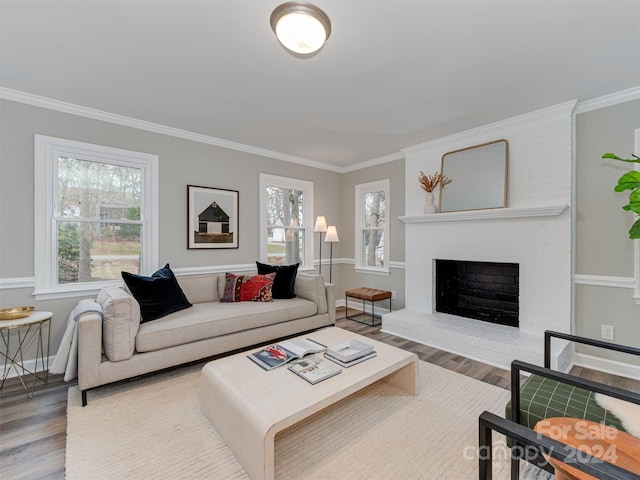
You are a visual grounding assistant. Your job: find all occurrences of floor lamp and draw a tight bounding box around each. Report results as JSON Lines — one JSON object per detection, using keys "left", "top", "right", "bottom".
{"left": 324, "top": 225, "right": 339, "bottom": 283}
{"left": 314, "top": 216, "right": 327, "bottom": 274}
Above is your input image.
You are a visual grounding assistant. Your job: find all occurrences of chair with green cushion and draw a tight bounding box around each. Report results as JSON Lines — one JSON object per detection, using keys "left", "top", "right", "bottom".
{"left": 504, "top": 331, "right": 640, "bottom": 478}
{"left": 506, "top": 371, "right": 627, "bottom": 433}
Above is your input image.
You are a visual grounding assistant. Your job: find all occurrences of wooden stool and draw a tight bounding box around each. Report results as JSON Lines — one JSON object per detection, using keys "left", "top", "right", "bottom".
{"left": 534, "top": 417, "right": 640, "bottom": 480}
{"left": 345, "top": 287, "right": 392, "bottom": 327}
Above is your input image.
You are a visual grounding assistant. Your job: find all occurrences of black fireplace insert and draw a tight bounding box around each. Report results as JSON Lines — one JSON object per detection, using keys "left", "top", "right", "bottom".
{"left": 435, "top": 259, "right": 519, "bottom": 327}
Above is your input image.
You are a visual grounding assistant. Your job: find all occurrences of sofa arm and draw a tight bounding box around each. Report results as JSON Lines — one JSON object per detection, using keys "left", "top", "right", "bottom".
{"left": 77, "top": 311, "right": 103, "bottom": 392}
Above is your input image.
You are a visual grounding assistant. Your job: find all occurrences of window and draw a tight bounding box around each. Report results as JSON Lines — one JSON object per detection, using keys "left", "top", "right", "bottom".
{"left": 259, "top": 174, "right": 314, "bottom": 269}
{"left": 34, "top": 135, "right": 158, "bottom": 299}
{"left": 355, "top": 179, "right": 389, "bottom": 274}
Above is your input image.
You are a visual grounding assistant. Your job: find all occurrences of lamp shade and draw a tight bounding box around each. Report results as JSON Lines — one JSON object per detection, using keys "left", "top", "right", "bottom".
{"left": 270, "top": 2, "right": 331, "bottom": 56}
{"left": 314, "top": 215, "right": 327, "bottom": 232}
{"left": 324, "top": 225, "right": 339, "bottom": 243}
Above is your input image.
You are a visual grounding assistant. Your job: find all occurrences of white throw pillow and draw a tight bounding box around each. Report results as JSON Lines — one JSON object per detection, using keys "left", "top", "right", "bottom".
{"left": 97, "top": 286, "right": 141, "bottom": 361}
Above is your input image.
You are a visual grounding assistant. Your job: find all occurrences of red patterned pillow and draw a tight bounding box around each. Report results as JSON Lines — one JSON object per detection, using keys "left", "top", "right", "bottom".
{"left": 220, "top": 272, "right": 275, "bottom": 302}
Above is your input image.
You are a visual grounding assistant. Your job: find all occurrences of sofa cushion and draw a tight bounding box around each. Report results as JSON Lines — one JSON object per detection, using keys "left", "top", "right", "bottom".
{"left": 505, "top": 374, "right": 626, "bottom": 432}
{"left": 135, "top": 298, "right": 318, "bottom": 353}
{"left": 177, "top": 273, "right": 220, "bottom": 304}
{"left": 96, "top": 286, "right": 140, "bottom": 362}
{"left": 220, "top": 272, "right": 275, "bottom": 302}
{"left": 256, "top": 262, "right": 299, "bottom": 299}
{"left": 122, "top": 264, "right": 192, "bottom": 322}
{"left": 294, "top": 275, "right": 328, "bottom": 314}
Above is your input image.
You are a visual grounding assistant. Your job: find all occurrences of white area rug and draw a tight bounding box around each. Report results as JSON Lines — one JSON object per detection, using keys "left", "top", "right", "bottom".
{"left": 66, "top": 360, "right": 547, "bottom": 479}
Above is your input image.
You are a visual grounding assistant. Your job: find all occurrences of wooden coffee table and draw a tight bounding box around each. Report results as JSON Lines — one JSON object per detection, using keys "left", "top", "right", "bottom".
{"left": 200, "top": 327, "right": 418, "bottom": 480}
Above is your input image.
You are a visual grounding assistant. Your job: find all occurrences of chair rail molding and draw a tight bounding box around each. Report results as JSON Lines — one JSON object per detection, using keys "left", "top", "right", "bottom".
{"left": 573, "top": 274, "right": 635, "bottom": 289}
{"left": 0, "top": 277, "right": 35, "bottom": 290}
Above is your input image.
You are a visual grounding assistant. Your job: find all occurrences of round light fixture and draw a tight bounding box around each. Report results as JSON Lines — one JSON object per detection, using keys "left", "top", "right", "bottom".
{"left": 270, "top": 2, "right": 331, "bottom": 56}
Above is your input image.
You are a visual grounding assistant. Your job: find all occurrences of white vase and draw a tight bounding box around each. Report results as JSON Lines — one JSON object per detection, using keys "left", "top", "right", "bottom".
{"left": 423, "top": 192, "right": 438, "bottom": 214}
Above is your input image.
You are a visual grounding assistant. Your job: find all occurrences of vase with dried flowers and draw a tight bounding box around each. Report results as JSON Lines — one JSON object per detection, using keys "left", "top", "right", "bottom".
{"left": 418, "top": 171, "right": 452, "bottom": 213}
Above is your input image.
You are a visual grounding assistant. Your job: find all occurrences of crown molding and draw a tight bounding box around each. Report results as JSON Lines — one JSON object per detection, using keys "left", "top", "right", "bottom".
{"left": 340, "top": 151, "right": 405, "bottom": 173}
{"left": 575, "top": 85, "right": 640, "bottom": 114}
{"left": 6, "top": 85, "right": 638, "bottom": 173}
{"left": 401, "top": 100, "right": 577, "bottom": 155}
{"left": 0, "top": 87, "right": 345, "bottom": 173}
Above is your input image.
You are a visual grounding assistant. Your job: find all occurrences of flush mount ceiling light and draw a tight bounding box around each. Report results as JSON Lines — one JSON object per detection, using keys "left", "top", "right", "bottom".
{"left": 270, "top": 1, "right": 331, "bottom": 56}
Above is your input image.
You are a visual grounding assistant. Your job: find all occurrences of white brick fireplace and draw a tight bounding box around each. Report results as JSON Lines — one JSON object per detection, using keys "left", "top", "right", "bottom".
{"left": 383, "top": 101, "right": 576, "bottom": 370}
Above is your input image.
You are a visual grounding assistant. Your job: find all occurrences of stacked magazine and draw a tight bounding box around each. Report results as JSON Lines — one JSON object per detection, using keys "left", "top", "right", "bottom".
{"left": 324, "top": 339, "right": 377, "bottom": 367}
{"left": 287, "top": 355, "right": 341, "bottom": 384}
{"left": 247, "top": 338, "right": 326, "bottom": 370}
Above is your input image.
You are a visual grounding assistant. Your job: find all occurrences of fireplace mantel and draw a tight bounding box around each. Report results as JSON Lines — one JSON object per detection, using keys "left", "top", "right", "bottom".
{"left": 399, "top": 205, "right": 568, "bottom": 224}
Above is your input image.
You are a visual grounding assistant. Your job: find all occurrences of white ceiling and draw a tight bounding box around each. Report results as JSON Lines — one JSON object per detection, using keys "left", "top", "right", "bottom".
{"left": 1, "top": 0, "right": 639, "bottom": 170}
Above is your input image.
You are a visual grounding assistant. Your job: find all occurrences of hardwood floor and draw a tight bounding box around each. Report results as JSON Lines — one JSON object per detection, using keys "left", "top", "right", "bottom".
{"left": 1, "top": 307, "right": 637, "bottom": 479}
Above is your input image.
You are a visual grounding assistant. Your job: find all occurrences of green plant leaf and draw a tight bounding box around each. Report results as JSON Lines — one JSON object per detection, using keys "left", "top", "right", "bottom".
{"left": 629, "top": 188, "right": 640, "bottom": 214}
{"left": 603, "top": 152, "right": 640, "bottom": 163}
{"left": 629, "top": 218, "right": 640, "bottom": 239}
{"left": 614, "top": 171, "right": 640, "bottom": 192}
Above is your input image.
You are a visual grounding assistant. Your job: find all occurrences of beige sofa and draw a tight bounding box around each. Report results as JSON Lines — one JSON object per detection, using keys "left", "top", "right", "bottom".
{"left": 77, "top": 273, "right": 335, "bottom": 405}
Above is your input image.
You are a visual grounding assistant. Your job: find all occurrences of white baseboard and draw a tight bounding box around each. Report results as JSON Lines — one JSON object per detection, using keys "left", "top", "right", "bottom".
{"left": 570, "top": 352, "right": 640, "bottom": 381}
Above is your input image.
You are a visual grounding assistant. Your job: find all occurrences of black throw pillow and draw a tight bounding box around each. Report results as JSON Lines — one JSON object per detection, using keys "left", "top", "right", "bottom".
{"left": 256, "top": 261, "right": 299, "bottom": 299}
{"left": 121, "top": 264, "right": 192, "bottom": 322}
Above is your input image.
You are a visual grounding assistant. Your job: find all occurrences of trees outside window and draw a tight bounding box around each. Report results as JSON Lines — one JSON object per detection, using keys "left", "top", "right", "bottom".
{"left": 260, "top": 174, "right": 313, "bottom": 269}
{"left": 355, "top": 180, "right": 389, "bottom": 274}
{"left": 34, "top": 135, "right": 158, "bottom": 299}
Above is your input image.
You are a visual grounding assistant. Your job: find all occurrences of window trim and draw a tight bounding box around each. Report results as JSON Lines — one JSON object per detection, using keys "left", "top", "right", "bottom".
{"left": 259, "top": 173, "right": 314, "bottom": 271}
{"left": 355, "top": 179, "right": 390, "bottom": 275}
{"left": 34, "top": 135, "right": 159, "bottom": 300}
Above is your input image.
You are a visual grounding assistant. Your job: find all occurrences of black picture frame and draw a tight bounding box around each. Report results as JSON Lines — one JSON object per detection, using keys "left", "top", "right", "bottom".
{"left": 187, "top": 185, "right": 239, "bottom": 249}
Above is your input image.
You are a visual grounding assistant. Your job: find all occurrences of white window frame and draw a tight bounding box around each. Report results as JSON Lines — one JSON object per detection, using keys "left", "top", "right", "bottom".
{"left": 259, "top": 173, "right": 314, "bottom": 271}
{"left": 34, "top": 135, "right": 159, "bottom": 300}
{"left": 355, "top": 179, "right": 390, "bottom": 275}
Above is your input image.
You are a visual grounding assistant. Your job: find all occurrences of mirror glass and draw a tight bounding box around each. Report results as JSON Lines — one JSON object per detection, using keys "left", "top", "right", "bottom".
{"left": 439, "top": 139, "right": 508, "bottom": 213}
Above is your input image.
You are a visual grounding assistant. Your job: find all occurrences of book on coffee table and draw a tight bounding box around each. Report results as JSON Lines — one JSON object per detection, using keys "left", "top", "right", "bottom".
{"left": 325, "top": 339, "right": 374, "bottom": 363}
{"left": 324, "top": 351, "right": 377, "bottom": 368}
{"left": 247, "top": 338, "right": 326, "bottom": 370}
{"left": 287, "top": 355, "right": 341, "bottom": 384}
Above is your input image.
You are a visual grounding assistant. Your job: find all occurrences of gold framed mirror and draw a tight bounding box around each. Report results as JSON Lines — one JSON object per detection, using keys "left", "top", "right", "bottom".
{"left": 439, "top": 139, "right": 508, "bottom": 213}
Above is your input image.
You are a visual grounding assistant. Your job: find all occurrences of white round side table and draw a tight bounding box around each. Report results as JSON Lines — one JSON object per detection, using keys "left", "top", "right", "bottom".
{"left": 0, "top": 311, "right": 52, "bottom": 398}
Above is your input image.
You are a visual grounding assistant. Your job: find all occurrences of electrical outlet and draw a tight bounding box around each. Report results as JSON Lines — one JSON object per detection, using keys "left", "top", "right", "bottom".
{"left": 601, "top": 325, "right": 614, "bottom": 341}
{"left": 391, "top": 290, "right": 397, "bottom": 299}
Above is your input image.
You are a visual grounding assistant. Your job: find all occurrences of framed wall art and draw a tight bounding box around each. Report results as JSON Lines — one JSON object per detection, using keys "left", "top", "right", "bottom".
{"left": 187, "top": 185, "right": 239, "bottom": 249}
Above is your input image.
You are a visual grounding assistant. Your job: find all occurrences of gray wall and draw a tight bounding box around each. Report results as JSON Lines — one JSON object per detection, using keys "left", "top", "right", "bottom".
{"left": 3, "top": 95, "right": 638, "bottom": 370}
{"left": 337, "top": 160, "right": 406, "bottom": 310}
{"left": 575, "top": 99, "right": 640, "bottom": 364}
{"left": 0, "top": 99, "right": 342, "bottom": 358}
